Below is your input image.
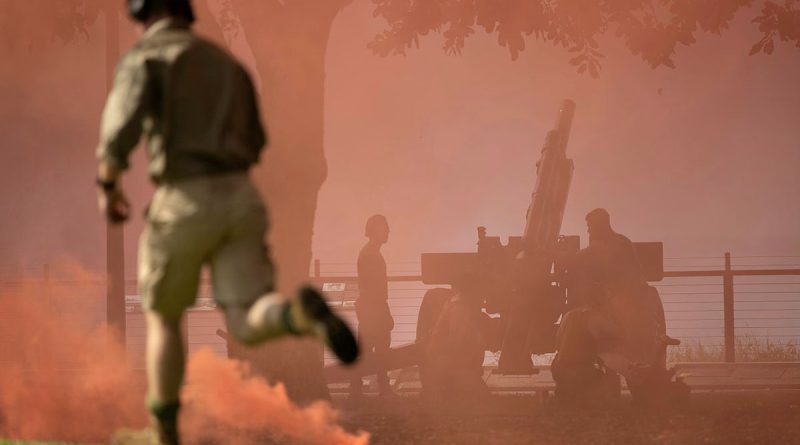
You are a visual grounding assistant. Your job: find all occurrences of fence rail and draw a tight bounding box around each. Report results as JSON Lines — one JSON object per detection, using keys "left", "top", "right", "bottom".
{"left": 309, "top": 253, "right": 800, "bottom": 364}
{"left": 1, "top": 253, "right": 799, "bottom": 368}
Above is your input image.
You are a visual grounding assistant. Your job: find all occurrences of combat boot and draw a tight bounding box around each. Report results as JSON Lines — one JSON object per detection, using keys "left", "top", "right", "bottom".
{"left": 292, "top": 286, "right": 360, "bottom": 365}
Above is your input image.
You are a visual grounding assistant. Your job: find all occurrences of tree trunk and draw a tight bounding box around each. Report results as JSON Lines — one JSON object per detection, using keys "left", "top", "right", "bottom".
{"left": 224, "top": 0, "right": 347, "bottom": 403}
{"left": 192, "top": 0, "right": 227, "bottom": 45}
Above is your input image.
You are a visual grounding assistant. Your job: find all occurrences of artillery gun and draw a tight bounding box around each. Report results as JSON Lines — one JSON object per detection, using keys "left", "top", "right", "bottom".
{"left": 417, "top": 100, "right": 681, "bottom": 401}
{"left": 324, "top": 100, "right": 682, "bottom": 403}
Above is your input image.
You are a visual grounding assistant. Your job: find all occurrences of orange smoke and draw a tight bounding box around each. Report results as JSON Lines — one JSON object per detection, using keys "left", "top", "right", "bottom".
{"left": 183, "top": 349, "right": 369, "bottom": 445}
{"left": 0, "top": 262, "right": 369, "bottom": 444}
{"left": 0, "top": 262, "right": 145, "bottom": 443}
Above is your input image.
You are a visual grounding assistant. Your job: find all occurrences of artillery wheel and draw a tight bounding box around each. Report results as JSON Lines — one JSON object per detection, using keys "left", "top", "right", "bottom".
{"left": 416, "top": 288, "right": 454, "bottom": 397}
{"left": 415, "top": 288, "right": 454, "bottom": 343}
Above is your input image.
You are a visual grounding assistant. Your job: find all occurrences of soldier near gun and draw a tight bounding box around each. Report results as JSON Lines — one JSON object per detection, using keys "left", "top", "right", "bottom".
{"left": 96, "top": 1, "right": 358, "bottom": 444}
{"left": 552, "top": 208, "right": 666, "bottom": 401}
{"left": 350, "top": 215, "right": 396, "bottom": 398}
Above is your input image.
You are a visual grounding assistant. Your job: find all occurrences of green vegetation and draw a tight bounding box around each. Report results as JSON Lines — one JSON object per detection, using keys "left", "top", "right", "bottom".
{"left": 669, "top": 337, "right": 800, "bottom": 363}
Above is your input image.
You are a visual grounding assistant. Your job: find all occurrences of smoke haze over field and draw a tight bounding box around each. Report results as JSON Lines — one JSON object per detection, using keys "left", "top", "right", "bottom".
{"left": 0, "top": 262, "right": 367, "bottom": 444}
{"left": 0, "top": 262, "right": 145, "bottom": 442}
{"left": 0, "top": 1, "right": 798, "bottom": 443}
{"left": 0, "top": 0, "right": 798, "bottom": 275}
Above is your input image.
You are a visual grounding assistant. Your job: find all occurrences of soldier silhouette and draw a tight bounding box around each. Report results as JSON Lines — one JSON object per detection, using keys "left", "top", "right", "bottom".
{"left": 350, "top": 215, "right": 397, "bottom": 398}
{"left": 553, "top": 208, "right": 669, "bottom": 403}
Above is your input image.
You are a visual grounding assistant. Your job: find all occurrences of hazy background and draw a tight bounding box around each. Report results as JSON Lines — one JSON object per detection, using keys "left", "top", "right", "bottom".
{"left": 0, "top": 0, "right": 798, "bottom": 279}
{"left": 317, "top": 3, "right": 800, "bottom": 269}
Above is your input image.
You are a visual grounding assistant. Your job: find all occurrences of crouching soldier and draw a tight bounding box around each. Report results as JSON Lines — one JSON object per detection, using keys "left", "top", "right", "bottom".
{"left": 552, "top": 209, "right": 684, "bottom": 405}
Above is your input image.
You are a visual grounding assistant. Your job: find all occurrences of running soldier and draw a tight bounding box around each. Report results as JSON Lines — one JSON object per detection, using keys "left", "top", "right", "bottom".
{"left": 97, "top": 2, "right": 358, "bottom": 444}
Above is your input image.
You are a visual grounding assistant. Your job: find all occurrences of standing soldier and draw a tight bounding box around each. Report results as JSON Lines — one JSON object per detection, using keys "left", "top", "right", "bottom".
{"left": 97, "top": 2, "right": 358, "bottom": 444}
{"left": 350, "top": 215, "right": 396, "bottom": 398}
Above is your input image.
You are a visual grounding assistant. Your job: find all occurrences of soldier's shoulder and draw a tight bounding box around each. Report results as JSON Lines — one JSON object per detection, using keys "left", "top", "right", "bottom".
{"left": 112, "top": 45, "right": 152, "bottom": 76}
{"left": 123, "top": 32, "right": 187, "bottom": 65}
{"left": 119, "top": 43, "right": 148, "bottom": 64}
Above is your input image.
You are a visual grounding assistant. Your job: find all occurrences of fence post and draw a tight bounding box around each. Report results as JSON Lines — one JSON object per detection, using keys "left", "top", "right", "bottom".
{"left": 314, "top": 259, "right": 321, "bottom": 279}
{"left": 723, "top": 252, "right": 735, "bottom": 363}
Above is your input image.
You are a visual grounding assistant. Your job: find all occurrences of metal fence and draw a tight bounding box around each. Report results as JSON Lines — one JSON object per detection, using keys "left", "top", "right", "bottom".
{"left": 1, "top": 254, "right": 798, "bottom": 369}
{"left": 660, "top": 254, "right": 800, "bottom": 362}
{"left": 310, "top": 253, "right": 800, "bottom": 364}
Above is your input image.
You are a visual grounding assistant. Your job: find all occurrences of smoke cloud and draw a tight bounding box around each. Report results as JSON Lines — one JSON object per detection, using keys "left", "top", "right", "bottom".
{"left": 182, "top": 350, "right": 369, "bottom": 445}
{"left": 0, "top": 262, "right": 145, "bottom": 442}
{"left": 0, "top": 261, "right": 369, "bottom": 445}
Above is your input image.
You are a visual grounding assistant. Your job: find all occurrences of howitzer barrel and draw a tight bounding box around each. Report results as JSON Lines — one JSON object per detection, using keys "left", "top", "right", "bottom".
{"left": 498, "top": 100, "right": 577, "bottom": 374}
{"left": 522, "top": 99, "right": 576, "bottom": 256}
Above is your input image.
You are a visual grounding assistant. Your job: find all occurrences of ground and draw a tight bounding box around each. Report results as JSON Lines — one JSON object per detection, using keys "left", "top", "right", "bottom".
{"left": 334, "top": 391, "right": 800, "bottom": 445}
{"left": 0, "top": 442, "right": 76, "bottom": 445}
{"left": 3, "top": 391, "right": 799, "bottom": 444}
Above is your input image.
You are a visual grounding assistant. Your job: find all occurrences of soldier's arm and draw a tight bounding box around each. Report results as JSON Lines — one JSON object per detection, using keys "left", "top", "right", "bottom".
{"left": 96, "top": 51, "right": 153, "bottom": 178}
{"left": 96, "top": 159, "right": 130, "bottom": 224}
{"left": 95, "top": 52, "right": 152, "bottom": 223}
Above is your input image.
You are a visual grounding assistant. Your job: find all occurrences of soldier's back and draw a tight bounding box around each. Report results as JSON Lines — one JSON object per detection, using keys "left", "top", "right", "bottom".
{"left": 124, "top": 20, "right": 265, "bottom": 181}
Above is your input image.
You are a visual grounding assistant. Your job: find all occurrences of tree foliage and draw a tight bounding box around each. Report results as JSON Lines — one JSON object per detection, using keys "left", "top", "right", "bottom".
{"left": 368, "top": 0, "right": 800, "bottom": 77}
{"left": 0, "top": 0, "right": 104, "bottom": 53}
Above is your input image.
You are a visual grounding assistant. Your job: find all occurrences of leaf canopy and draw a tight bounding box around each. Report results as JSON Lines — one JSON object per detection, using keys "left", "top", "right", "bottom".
{"left": 368, "top": 0, "right": 800, "bottom": 77}
{"left": 1, "top": 0, "right": 105, "bottom": 53}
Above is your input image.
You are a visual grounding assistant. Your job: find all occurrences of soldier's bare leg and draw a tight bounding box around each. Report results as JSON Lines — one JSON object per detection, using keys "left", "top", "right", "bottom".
{"left": 223, "top": 289, "right": 358, "bottom": 365}
{"left": 145, "top": 311, "right": 185, "bottom": 403}
{"left": 349, "top": 333, "right": 372, "bottom": 398}
{"left": 139, "top": 311, "right": 183, "bottom": 445}
{"left": 223, "top": 293, "right": 295, "bottom": 345}
{"left": 374, "top": 328, "right": 393, "bottom": 395}
{"left": 210, "top": 186, "right": 338, "bottom": 348}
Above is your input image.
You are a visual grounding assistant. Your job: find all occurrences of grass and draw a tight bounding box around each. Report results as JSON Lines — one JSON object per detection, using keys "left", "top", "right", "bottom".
{"left": 668, "top": 337, "right": 800, "bottom": 363}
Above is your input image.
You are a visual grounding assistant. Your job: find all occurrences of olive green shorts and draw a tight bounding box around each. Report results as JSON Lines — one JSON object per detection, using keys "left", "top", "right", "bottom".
{"left": 138, "top": 172, "right": 274, "bottom": 318}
